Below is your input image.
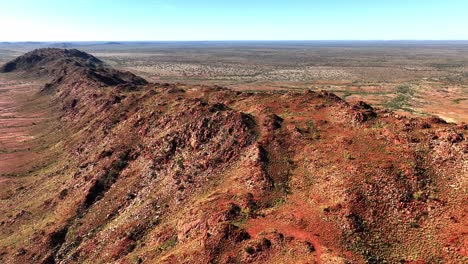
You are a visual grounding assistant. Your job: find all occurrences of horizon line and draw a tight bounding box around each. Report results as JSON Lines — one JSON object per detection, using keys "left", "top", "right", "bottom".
{"left": 2, "top": 39, "right": 468, "bottom": 43}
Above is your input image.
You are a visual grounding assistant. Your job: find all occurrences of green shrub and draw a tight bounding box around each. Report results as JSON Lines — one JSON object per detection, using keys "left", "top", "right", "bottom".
{"left": 156, "top": 236, "right": 177, "bottom": 252}
{"left": 244, "top": 246, "right": 255, "bottom": 254}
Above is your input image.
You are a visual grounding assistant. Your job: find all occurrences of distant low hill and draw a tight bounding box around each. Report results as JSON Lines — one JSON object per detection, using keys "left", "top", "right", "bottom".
{"left": 1, "top": 48, "right": 147, "bottom": 88}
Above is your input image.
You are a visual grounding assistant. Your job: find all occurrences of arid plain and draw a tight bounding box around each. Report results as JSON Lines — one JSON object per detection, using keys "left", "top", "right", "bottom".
{"left": 1, "top": 41, "right": 467, "bottom": 123}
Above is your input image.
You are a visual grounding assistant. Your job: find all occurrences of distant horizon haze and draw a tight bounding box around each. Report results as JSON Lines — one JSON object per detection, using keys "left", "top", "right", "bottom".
{"left": 2, "top": 40, "right": 468, "bottom": 43}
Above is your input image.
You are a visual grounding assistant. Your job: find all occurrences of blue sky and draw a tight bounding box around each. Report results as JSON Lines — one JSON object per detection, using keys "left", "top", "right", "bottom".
{"left": 0, "top": 0, "right": 467, "bottom": 41}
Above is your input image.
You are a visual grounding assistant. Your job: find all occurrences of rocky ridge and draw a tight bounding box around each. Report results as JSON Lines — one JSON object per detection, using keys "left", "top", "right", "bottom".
{"left": 0, "top": 49, "right": 466, "bottom": 264}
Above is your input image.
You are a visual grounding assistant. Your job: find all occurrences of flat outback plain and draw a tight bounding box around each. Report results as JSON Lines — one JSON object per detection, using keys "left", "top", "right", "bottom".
{"left": 0, "top": 42, "right": 466, "bottom": 264}
{"left": 1, "top": 41, "right": 466, "bottom": 122}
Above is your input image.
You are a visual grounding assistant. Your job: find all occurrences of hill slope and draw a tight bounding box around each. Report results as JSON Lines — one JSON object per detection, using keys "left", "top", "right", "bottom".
{"left": 0, "top": 48, "right": 147, "bottom": 88}
{"left": 0, "top": 49, "right": 466, "bottom": 264}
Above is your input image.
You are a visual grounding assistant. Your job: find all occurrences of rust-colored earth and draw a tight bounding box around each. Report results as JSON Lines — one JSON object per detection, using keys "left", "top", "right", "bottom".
{"left": 0, "top": 49, "right": 466, "bottom": 264}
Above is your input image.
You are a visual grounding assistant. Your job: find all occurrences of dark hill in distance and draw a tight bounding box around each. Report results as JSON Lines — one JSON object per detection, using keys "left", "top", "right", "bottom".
{"left": 105, "top": 41, "right": 122, "bottom": 45}
{"left": 0, "top": 48, "right": 103, "bottom": 72}
{"left": 0, "top": 49, "right": 466, "bottom": 264}
{"left": 1, "top": 48, "right": 147, "bottom": 87}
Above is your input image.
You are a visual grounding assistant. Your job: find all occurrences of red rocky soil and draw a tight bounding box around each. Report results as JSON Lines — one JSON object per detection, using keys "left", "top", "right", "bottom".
{"left": 0, "top": 49, "right": 466, "bottom": 264}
